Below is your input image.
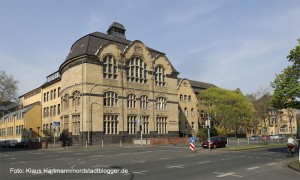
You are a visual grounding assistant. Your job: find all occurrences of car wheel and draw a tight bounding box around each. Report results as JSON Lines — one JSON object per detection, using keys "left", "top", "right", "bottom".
{"left": 213, "top": 144, "right": 217, "bottom": 149}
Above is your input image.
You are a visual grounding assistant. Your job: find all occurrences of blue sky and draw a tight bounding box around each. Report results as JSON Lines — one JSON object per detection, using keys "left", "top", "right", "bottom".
{"left": 1, "top": 0, "right": 299, "bottom": 96}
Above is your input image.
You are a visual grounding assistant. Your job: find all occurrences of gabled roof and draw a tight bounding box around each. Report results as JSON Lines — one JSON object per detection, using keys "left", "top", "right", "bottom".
{"left": 2, "top": 104, "right": 35, "bottom": 119}
{"left": 178, "top": 78, "right": 217, "bottom": 93}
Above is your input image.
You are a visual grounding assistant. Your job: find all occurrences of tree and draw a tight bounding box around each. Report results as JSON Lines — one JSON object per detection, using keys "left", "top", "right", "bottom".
{"left": 271, "top": 40, "right": 300, "bottom": 110}
{"left": 0, "top": 70, "right": 18, "bottom": 104}
{"left": 246, "top": 87, "right": 272, "bottom": 135}
{"left": 198, "top": 87, "right": 253, "bottom": 135}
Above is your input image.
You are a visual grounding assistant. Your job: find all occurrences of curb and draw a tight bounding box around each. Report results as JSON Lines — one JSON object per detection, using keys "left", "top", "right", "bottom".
{"left": 287, "top": 161, "right": 300, "bottom": 172}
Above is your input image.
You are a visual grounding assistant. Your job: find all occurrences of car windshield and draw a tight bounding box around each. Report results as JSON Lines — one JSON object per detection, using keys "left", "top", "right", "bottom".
{"left": 209, "top": 137, "right": 218, "bottom": 141}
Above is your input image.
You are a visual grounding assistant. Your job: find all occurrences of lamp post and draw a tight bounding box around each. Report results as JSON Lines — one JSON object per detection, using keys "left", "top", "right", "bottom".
{"left": 88, "top": 84, "right": 101, "bottom": 146}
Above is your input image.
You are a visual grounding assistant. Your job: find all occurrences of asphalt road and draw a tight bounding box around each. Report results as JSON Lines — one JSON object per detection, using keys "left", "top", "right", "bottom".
{"left": 0, "top": 144, "right": 299, "bottom": 180}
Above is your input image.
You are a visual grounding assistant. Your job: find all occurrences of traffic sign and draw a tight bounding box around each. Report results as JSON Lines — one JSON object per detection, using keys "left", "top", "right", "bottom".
{"left": 189, "top": 137, "right": 195, "bottom": 143}
{"left": 53, "top": 122, "right": 59, "bottom": 127}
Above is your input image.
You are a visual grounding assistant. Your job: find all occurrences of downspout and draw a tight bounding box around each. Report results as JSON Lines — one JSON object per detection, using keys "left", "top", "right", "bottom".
{"left": 121, "top": 54, "right": 125, "bottom": 143}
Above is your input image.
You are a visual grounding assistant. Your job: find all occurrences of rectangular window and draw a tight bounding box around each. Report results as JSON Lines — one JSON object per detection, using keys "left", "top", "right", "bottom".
{"left": 54, "top": 89, "right": 56, "bottom": 99}
{"left": 104, "top": 115, "right": 118, "bottom": 134}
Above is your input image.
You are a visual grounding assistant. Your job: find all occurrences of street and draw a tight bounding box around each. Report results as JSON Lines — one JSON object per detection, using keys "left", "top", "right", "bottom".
{"left": 0, "top": 144, "right": 299, "bottom": 180}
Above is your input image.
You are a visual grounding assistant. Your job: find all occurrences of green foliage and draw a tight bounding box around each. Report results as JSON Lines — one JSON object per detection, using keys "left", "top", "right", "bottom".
{"left": 198, "top": 87, "right": 253, "bottom": 134}
{"left": 271, "top": 40, "right": 300, "bottom": 110}
{"left": 215, "top": 126, "right": 226, "bottom": 136}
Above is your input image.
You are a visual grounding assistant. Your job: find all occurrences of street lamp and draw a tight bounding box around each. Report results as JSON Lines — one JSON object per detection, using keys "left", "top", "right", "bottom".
{"left": 88, "top": 84, "right": 101, "bottom": 146}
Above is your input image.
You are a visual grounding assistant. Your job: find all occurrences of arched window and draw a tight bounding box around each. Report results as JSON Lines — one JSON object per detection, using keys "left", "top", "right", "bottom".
{"left": 103, "top": 91, "right": 118, "bottom": 107}
{"left": 126, "top": 57, "right": 147, "bottom": 83}
{"left": 191, "top": 108, "right": 195, "bottom": 116}
{"left": 156, "top": 97, "right": 167, "bottom": 110}
{"left": 188, "top": 95, "right": 191, "bottom": 101}
{"left": 62, "top": 94, "right": 69, "bottom": 109}
{"left": 184, "top": 95, "right": 187, "bottom": 101}
{"left": 103, "top": 55, "right": 118, "bottom": 79}
{"left": 140, "top": 95, "right": 148, "bottom": 109}
{"left": 184, "top": 107, "right": 188, "bottom": 117}
{"left": 72, "top": 91, "right": 80, "bottom": 107}
{"left": 127, "top": 94, "right": 136, "bottom": 108}
{"left": 155, "top": 66, "right": 165, "bottom": 86}
{"left": 180, "top": 94, "right": 183, "bottom": 101}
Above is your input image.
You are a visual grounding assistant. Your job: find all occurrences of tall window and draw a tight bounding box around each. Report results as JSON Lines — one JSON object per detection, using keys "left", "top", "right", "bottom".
{"left": 53, "top": 105, "right": 56, "bottom": 116}
{"left": 58, "top": 104, "right": 60, "bottom": 115}
{"left": 140, "top": 95, "right": 148, "bottom": 109}
{"left": 180, "top": 94, "right": 183, "bottom": 101}
{"left": 72, "top": 91, "right": 81, "bottom": 107}
{"left": 62, "top": 116, "right": 69, "bottom": 130}
{"left": 127, "top": 116, "right": 137, "bottom": 134}
{"left": 184, "top": 108, "right": 188, "bottom": 117}
{"left": 126, "top": 57, "right": 147, "bottom": 83}
{"left": 184, "top": 95, "right": 187, "bottom": 101}
{"left": 191, "top": 108, "right": 195, "bottom": 116}
{"left": 72, "top": 115, "right": 80, "bottom": 135}
{"left": 155, "top": 66, "right": 165, "bottom": 86}
{"left": 141, "top": 116, "right": 149, "bottom": 134}
{"left": 54, "top": 89, "right": 56, "bottom": 99}
{"left": 103, "top": 55, "right": 118, "bottom": 79}
{"left": 157, "top": 117, "right": 167, "bottom": 134}
{"left": 188, "top": 95, "right": 191, "bottom": 101}
{"left": 103, "top": 91, "right": 118, "bottom": 107}
{"left": 103, "top": 115, "right": 118, "bottom": 134}
{"left": 156, "top": 97, "right": 167, "bottom": 110}
{"left": 58, "top": 87, "right": 61, "bottom": 97}
{"left": 62, "top": 94, "right": 69, "bottom": 109}
{"left": 127, "top": 94, "right": 136, "bottom": 108}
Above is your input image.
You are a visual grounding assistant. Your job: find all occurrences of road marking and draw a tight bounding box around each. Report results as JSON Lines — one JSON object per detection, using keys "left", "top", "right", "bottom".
{"left": 214, "top": 172, "right": 243, "bottom": 178}
{"left": 246, "top": 167, "right": 260, "bottom": 170}
{"left": 267, "top": 163, "right": 277, "bottom": 166}
{"left": 89, "top": 155, "right": 104, "bottom": 157}
{"left": 91, "top": 164, "right": 109, "bottom": 168}
{"left": 197, "top": 161, "right": 211, "bottom": 164}
{"left": 56, "top": 158, "right": 74, "bottom": 161}
{"left": 76, "top": 153, "right": 87, "bottom": 155}
{"left": 79, "top": 161, "right": 86, "bottom": 164}
{"left": 125, "top": 170, "right": 148, "bottom": 175}
{"left": 160, "top": 158, "right": 169, "bottom": 160}
{"left": 166, "top": 165, "right": 184, "bottom": 168}
{"left": 184, "top": 155, "right": 195, "bottom": 157}
{"left": 130, "top": 160, "right": 145, "bottom": 164}
{"left": 275, "top": 159, "right": 283, "bottom": 161}
{"left": 71, "top": 165, "right": 76, "bottom": 169}
{"left": 10, "top": 161, "right": 34, "bottom": 164}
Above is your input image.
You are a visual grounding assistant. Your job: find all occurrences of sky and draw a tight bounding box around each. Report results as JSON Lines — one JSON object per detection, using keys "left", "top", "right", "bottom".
{"left": 0, "top": 0, "right": 299, "bottom": 96}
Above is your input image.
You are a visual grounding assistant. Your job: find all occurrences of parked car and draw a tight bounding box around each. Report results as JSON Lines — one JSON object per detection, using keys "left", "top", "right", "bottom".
{"left": 202, "top": 136, "right": 227, "bottom": 149}
{"left": 3, "top": 140, "right": 18, "bottom": 148}
{"left": 261, "top": 135, "right": 270, "bottom": 141}
{"left": 15, "top": 141, "right": 28, "bottom": 148}
{"left": 249, "top": 135, "right": 260, "bottom": 141}
{"left": 270, "top": 134, "right": 283, "bottom": 140}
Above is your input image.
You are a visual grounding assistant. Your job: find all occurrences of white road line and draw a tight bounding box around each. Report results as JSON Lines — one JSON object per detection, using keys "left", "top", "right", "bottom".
{"left": 56, "top": 158, "right": 74, "bottom": 161}
{"left": 10, "top": 161, "right": 34, "bottom": 164}
{"left": 184, "top": 155, "right": 195, "bottom": 157}
{"left": 91, "top": 164, "right": 109, "bottom": 168}
{"left": 166, "top": 165, "right": 184, "bottom": 168}
{"left": 79, "top": 161, "right": 86, "bottom": 164}
{"left": 160, "top": 158, "right": 169, "bottom": 160}
{"left": 220, "top": 158, "right": 231, "bottom": 160}
{"left": 214, "top": 172, "right": 243, "bottom": 178}
{"left": 246, "top": 167, "right": 260, "bottom": 170}
{"left": 89, "top": 155, "right": 104, "bottom": 158}
{"left": 125, "top": 171, "right": 148, "bottom": 175}
{"left": 75, "top": 153, "right": 87, "bottom": 155}
{"left": 267, "top": 163, "right": 277, "bottom": 166}
{"left": 130, "top": 160, "right": 145, "bottom": 164}
{"left": 197, "top": 161, "right": 211, "bottom": 164}
{"left": 71, "top": 165, "right": 76, "bottom": 169}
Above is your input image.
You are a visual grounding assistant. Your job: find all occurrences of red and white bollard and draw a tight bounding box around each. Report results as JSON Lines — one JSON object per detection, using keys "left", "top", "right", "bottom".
{"left": 190, "top": 143, "right": 196, "bottom": 151}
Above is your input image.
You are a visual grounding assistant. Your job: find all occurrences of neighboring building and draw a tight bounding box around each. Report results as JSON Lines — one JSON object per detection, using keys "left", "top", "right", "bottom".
{"left": 177, "top": 78, "right": 216, "bottom": 137}
{"left": 0, "top": 104, "right": 41, "bottom": 142}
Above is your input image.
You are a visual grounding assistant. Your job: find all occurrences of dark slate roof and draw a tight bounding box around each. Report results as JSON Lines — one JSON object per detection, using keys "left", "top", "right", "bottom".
{"left": 178, "top": 78, "right": 217, "bottom": 93}
{"left": 64, "top": 31, "right": 178, "bottom": 74}
{"left": 108, "top": 22, "right": 126, "bottom": 31}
